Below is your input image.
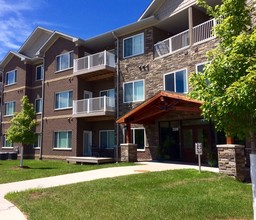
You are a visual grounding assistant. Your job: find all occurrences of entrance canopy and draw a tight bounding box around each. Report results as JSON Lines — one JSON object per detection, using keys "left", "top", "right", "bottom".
{"left": 117, "top": 91, "right": 202, "bottom": 124}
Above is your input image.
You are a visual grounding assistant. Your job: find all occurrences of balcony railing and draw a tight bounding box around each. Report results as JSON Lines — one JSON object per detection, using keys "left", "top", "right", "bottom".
{"left": 193, "top": 19, "right": 216, "bottom": 44}
{"left": 154, "top": 19, "right": 216, "bottom": 58}
{"left": 73, "top": 50, "right": 115, "bottom": 74}
{"left": 73, "top": 96, "right": 115, "bottom": 117}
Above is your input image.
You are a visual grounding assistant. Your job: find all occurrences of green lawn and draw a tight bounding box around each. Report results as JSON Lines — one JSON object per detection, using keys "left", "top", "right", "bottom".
{"left": 0, "top": 159, "right": 132, "bottom": 184}
{"left": 7, "top": 169, "right": 253, "bottom": 220}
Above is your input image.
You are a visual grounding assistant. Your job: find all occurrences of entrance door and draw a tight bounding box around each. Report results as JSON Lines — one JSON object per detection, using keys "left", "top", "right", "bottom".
{"left": 83, "top": 131, "right": 92, "bottom": 156}
{"left": 159, "top": 121, "right": 180, "bottom": 161}
{"left": 84, "top": 91, "right": 92, "bottom": 113}
{"left": 182, "top": 125, "right": 211, "bottom": 162}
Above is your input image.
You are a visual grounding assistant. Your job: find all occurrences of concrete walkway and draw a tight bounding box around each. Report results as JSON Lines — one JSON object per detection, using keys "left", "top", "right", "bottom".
{"left": 0, "top": 162, "right": 218, "bottom": 220}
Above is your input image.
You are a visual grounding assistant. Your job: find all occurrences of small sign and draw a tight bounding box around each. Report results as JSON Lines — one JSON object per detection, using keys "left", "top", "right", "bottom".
{"left": 195, "top": 143, "right": 203, "bottom": 155}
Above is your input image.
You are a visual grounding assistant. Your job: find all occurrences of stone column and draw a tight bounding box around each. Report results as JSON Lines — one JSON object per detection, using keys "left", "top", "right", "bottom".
{"left": 120, "top": 143, "right": 137, "bottom": 162}
{"left": 217, "top": 144, "right": 246, "bottom": 181}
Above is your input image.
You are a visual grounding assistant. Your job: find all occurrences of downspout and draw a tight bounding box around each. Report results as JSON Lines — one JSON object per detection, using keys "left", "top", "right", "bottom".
{"left": 39, "top": 56, "right": 45, "bottom": 160}
{"left": 112, "top": 31, "right": 119, "bottom": 163}
{"left": 0, "top": 69, "right": 4, "bottom": 144}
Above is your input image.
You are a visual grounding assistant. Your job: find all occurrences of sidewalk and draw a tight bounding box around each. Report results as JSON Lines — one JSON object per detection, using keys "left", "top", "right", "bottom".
{"left": 0, "top": 162, "right": 218, "bottom": 220}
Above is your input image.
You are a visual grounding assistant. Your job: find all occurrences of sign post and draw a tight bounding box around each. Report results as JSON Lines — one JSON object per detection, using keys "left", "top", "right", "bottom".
{"left": 195, "top": 143, "right": 203, "bottom": 173}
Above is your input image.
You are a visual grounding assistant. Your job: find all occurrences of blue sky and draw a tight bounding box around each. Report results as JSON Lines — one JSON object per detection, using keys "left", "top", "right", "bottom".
{"left": 0, "top": 0, "right": 152, "bottom": 60}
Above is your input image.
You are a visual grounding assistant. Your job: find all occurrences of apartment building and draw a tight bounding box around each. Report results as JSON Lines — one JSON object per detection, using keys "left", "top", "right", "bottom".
{"left": 0, "top": 0, "right": 228, "bottom": 163}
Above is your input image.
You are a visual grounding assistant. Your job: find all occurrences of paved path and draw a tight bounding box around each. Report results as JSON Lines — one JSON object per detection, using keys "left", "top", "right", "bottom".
{"left": 0, "top": 162, "right": 218, "bottom": 220}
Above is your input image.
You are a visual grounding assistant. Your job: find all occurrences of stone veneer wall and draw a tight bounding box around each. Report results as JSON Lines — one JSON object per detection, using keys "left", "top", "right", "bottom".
{"left": 217, "top": 144, "right": 246, "bottom": 181}
{"left": 117, "top": 26, "right": 218, "bottom": 161}
{"left": 120, "top": 144, "right": 137, "bottom": 162}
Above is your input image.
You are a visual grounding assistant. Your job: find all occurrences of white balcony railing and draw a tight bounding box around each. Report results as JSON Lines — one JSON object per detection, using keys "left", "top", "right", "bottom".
{"left": 193, "top": 18, "right": 216, "bottom": 44}
{"left": 154, "top": 19, "right": 216, "bottom": 58}
{"left": 73, "top": 96, "right": 115, "bottom": 116}
{"left": 73, "top": 50, "right": 115, "bottom": 74}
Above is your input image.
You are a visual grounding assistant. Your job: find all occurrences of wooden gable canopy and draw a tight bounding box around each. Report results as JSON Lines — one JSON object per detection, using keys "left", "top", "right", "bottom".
{"left": 116, "top": 91, "right": 202, "bottom": 125}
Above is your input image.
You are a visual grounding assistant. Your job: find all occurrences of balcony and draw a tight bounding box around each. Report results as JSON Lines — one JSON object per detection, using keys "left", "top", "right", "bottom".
{"left": 154, "top": 19, "right": 216, "bottom": 58}
{"left": 73, "top": 96, "right": 115, "bottom": 118}
{"left": 73, "top": 51, "right": 115, "bottom": 81}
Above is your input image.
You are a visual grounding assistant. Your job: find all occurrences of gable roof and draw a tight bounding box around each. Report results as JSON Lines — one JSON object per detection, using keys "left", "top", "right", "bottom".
{"left": 116, "top": 91, "right": 202, "bottom": 124}
{"left": 0, "top": 51, "right": 31, "bottom": 69}
{"left": 36, "top": 31, "right": 85, "bottom": 56}
{"left": 19, "top": 27, "right": 53, "bottom": 58}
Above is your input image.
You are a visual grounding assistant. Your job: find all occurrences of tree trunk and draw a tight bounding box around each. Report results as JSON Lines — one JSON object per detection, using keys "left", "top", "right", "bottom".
{"left": 20, "top": 145, "right": 24, "bottom": 167}
{"left": 249, "top": 130, "right": 256, "bottom": 219}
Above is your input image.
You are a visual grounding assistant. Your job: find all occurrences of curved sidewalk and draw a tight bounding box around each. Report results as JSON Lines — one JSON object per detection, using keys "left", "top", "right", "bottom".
{"left": 0, "top": 162, "right": 218, "bottom": 220}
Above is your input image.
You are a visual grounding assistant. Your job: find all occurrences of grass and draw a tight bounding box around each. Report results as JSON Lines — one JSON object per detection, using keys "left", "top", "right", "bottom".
{"left": 0, "top": 159, "right": 133, "bottom": 184}
{"left": 6, "top": 169, "right": 253, "bottom": 220}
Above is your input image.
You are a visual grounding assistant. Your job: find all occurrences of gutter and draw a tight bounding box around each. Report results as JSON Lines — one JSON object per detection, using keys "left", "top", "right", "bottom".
{"left": 38, "top": 56, "right": 45, "bottom": 160}
{"left": 112, "top": 31, "right": 119, "bottom": 163}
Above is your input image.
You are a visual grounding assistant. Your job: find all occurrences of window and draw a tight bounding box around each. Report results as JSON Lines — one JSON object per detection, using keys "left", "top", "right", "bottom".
{"left": 5, "top": 70, "right": 16, "bottom": 85}
{"left": 3, "top": 135, "right": 13, "bottom": 148}
{"left": 4, "top": 101, "right": 15, "bottom": 116}
{"left": 54, "top": 131, "right": 72, "bottom": 149}
{"left": 99, "top": 130, "right": 114, "bottom": 149}
{"left": 123, "top": 33, "right": 144, "bottom": 58}
{"left": 124, "top": 80, "right": 144, "bottom": 103}
{"left": 164, "top": 69, "right": 188, "bottom": 93}
{"left": 36, "top": 65, "right": 43, "bottom": 80}
{"left": 196, "top": 62, "right": 208, "bottom": 74}
{"left": 56, "top": 51, "right": 73, "bottom": 72}
{"left": 123, "top": 128, "right": 146, "bottom": 150}
{"left": 55, "top": 91, "right": 73, "bottom": 110}
{"left": 33, "top": 134, "right": 41, "bottom": 149}
{"left": 35, "top": 98, "right": 42, "bottom": 113}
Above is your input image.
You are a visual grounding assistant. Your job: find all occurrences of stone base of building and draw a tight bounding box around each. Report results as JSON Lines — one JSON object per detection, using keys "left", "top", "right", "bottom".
{"left": 119, "top": 143, "right": 137, "bottom": 162}
{"left": 217, "top": 144, "right": 246, "bottom": 181}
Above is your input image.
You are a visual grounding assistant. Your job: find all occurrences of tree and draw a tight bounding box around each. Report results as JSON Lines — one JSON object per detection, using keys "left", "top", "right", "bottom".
{"left": 189, "top": 0, "right": 256, "bottom": 217}
{"left": 6, "top": 96, "right": 37, "bottom": 167}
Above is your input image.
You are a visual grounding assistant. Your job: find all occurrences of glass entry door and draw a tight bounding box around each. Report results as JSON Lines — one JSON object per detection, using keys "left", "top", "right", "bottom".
{"left": 182, "top": 125, "right": 211, "bottom": 162}
{"left": 83, "top": 131, "right": 92, "bottom": 156}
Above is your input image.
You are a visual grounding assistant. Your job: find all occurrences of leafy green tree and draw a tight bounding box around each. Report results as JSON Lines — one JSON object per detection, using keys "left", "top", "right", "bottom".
{"left": 6, "top": 96, "right": 37, "bottom": 167}
{"left": 190, "top": 0, "right": 256, "bottom": 216}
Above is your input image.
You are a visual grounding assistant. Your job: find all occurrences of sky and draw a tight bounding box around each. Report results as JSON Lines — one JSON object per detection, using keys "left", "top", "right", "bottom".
{"left": 0, "top": 0, "right": 152, "bottom": 60}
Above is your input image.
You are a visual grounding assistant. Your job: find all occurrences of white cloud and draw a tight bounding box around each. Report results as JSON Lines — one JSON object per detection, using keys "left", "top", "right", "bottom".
{"left": 0, "top": 0, "right": 44, "bottom": 60}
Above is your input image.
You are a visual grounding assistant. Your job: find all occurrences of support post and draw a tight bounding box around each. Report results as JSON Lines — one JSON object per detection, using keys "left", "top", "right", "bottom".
{"left": 188, "top": 7, "right": 193, "bottom": 46}
{"left": 125, "top": 122, "right": 131, "bottom": 143}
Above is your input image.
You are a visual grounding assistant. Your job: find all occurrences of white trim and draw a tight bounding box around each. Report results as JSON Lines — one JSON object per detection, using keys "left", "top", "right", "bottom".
{"left": 53, "top": 130, "right": 72, "bottom": 149}
{"left": 123, "top": 79, "right": 145, "bottom": 103}
{"left": 99, "top": 88, "right": 115, "bottom": 97}
{"left": 84, "top": 90, "right": 93, "bottom": 99}
{"left": 4, "top": 101, "right": 16, "bottom": 116}
{"left": 54, "top": 90, "right": 73, "bottom": 110}
{"left": 35, "top": 65, "right": 43, "bottom": 81}
{"left": 2, "top": 147, "right": 14, "bottom": 149}
{"left": 35, "top": 98, "right": 42, "bottom": 114}
{"left": 99, "top": 130, "right": 115, "bottom": 149}
{"left": 123, "top": 33, "right": 144, "bottom": 59}
{"left": 196, "top": 61, "right": 209, "bottom": 74}
{"left": 5, "top": 70, "right": 17, "bottom": 86}
{"left": 33, "top": 133, "right": 41, "bottom": 149}
{"left": 55, "top": 51, "right": 73, "bottom": 72}
{"left": 163, "top": 68, "right": 188, "bottom": 94}
{"left": 122, "top": 127, "right": 146, "bottom": 151}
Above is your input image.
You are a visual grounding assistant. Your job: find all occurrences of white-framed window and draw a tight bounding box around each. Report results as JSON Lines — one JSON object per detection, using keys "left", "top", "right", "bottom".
{"left": 5, "top": 70, "right": 16, "bottom": 85}
{"left": 196, "top": 62, "right": 209, "bottom": 74}
{"left": 35, "top": 98, "right": 42, "bottom": 113}
{"left": 54, "top": 131, "right": 72, "bottom": 149}
{"left": 99, "top": 130, "right": 114, "bottom": 149}
{"left": 3, "top": 135, "right": 13, "bottom": 148}
{"left": 55, "top": 91, "right": 73, "bottom": 110}
{"left": 4, "top": 101, "right": 15, "bottom": 116}
{"left": 123, "top": 80, "right": 144, "bottom": 103}
{"left": 164, "top": 68, "right": 188, "bottom": 93}
{"left": 33, "top": 134, "right": 41, "bottom": 149}
{"left": 36, "top": 65, "right": 43, "bottom": 81}
{"left": 56, "top": 51, "right": 73, "bottom": 72}
{"left": 100, "top": 89, "right": 115, "bottom": 107}
{"left": 123, "top": 33, "right": 144, "bottom": 58}
{"left": 123, "top": 128, "right": 146, "bottom": 151}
